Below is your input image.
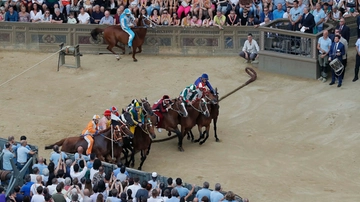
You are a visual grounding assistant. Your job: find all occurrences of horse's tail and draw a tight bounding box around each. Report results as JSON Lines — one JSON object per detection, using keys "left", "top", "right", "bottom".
{"left": 91, "top": 28, "right": 104, "bottom": 41}
{"left": 44, "top": 138, "right": 66, "bottom": 150}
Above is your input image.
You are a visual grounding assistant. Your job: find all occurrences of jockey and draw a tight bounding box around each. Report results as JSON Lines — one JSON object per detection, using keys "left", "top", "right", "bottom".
{"left": 120, "top": 8, "right": 135, "bottom": 49}
{"left": 99, "top": 109, "right": 112, "bottom": 130}
{"left": 179, "top": 84, "right": 201, "bottom": 104}
{"left": 126, "top": 99, "right": 139, "bottom": 111}
{"left": 194, "top": 73, "right": 215, "bottom": 94}
{"left": 152, "top": 95, "right": 172, "bottom": 133}
{"left": 110, "top": 106, "right": 119, "bottom": 117}
{"left": 129, "top": 101, "right": 145, "bottom": 134}
{"left": 81, "top": 115, "right": 101, "bottom": 155}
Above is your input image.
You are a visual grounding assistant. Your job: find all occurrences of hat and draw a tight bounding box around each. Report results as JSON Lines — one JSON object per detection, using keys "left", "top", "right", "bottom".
{"left": 110, "top": 106, "right": 118, "bottom": 112}
{"left": 201, "top": 73, "right": 209, "bottom": 80}
{"left": 135, "top": 102, "right": 141, "bottom": 108}
{"left": 93, "top": 115, "right": 100, "bottom": 120}
{"left": 104, "top": 109, "right": 111, "bottom": 116}
{"left": 152, "top": 172, "right": 158, "bottom": 177}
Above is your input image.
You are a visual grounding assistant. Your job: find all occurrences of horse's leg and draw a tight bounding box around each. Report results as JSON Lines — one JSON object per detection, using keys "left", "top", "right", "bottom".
{"left": 107, "top": 43, "right": 120, "bottom": 60}
{"left": 146, "top": 142, "right": 152, "bottom": 155}
{"left": 130, "top": 147, "right": 135, "bottom": 168}
{"left": 194, "top": 125, "right": 203, "bottom": 143}
{"left": 115, "top": 43, "right": 126, "bottom": 55}
{"left": 200, "top": 125, "right": 210, "bottom": 145}
{"left": 136, "top": 46, "right": 142, "bottom": 53}
{"left": 189, "top": 130, "right": 195, "bottom": 142}
{"left": 178, "top": 128, "right": 185, "bottom": 152}
{"left": 213, "top": 116, "right": 219, "bottom": 142}
{"left": 132, "top": 46, "right": 138, "bottom": 62}
{"left": 138, "top": 150, "right": 147, "bottom": 170}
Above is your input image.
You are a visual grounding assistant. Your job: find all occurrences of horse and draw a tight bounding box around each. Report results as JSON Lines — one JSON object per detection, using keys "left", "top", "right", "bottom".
{"left": 122, "top": 98, "right": 157, "bottom": 170}
{"left": 44, "top": 113, "right": 134, "bottom": 164}
{"left": 90, "top": 15, "right": 151, "bottom": 62}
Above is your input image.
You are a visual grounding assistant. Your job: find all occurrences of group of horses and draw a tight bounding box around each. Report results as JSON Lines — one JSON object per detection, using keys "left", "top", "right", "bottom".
{"left": 45, "top": 89, "right": 220, "bottom": 170}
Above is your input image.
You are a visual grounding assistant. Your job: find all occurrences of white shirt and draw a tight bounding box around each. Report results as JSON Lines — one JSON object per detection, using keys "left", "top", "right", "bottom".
{"left": 31, "top": 194, "right": 45, "bottom": 202}
{"left": 78, "top": 12, "right": 90, "bottom": 24}
{"left": 242, "top": 39, "right": 260, "bottom": 54}
{"left": 32, "top": 0, "right": 44, "bottom": 4}
{"left": 30, "top": 174, "right": 45, "bottom": 183}
{"left": 283, "top": 12, "right": 289, "bottom": 18}
{"left": 30, "top": 10, "right": 42, "bottom": 21}
{"left": 47, "top": 184, "right": 58, "bottom": 195}
{"left": 127, "top": 184, "right": 141, "bottom": 199}
{"left": 30, "top": 183, "right": 44, "bottom": 196}
{"left": 70, "top": 165, "right": 88, "bottom": 180}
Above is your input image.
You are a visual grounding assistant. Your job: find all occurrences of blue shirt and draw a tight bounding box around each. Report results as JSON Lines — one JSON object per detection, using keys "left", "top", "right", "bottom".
{"left": 87, "top": 161, "right": 94, "bottom": 169}
{"left": 113, "top": 168, "right": 129, "bottom": 177}
{"left": 174, "top": 186, "right": 189, "bottom": 198}
{"left": 100, "top": 16, "right": 114, "bottom": 25}
{"left": 2, "top": 149, "right": 15, "bottom": 170}
{"left": 195, "top": 188, "right": 211, "bottom": 201}
{"left": 273, "top": 9, "right": 285, "bottom": 20}
{"left": 210, "top": 191, "right": 224, "bottom": 202}
{"left": 194, "top": 77, "right": 215, "bottom": 93}
{"left": 20, "top": 182, "right": 34, "bottom": 197}
{"left": 74, "top": 153, "right": 90, "bottom": 162}
{"left": 50, "top": 152, "right": 68, "bottom": 167}
{"left": 289, "top": 7, "right": 302, "bottom": 22}
{"left": 312, "top": 9, "right": 325, "bottom": 27}
{"left": 356, "top": 39, "right": 360, "bottom": 51}
{"left": 5, "top": 11, "right": 18, "bottom": 21}
{"left": 318, "top": 36, "right": 332, "bottom": 53}
{"left": 166, "top": 196, "right": 180, "bottom": 202}
{"left": 32, "top": 163, "right": 48, "bottom": 175}
{"left": 17, "top": 146, "right": 30, "bottom": 163}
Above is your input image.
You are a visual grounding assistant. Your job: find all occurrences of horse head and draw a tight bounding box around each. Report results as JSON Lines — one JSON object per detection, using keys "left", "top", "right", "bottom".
{"left": 137, "top": 15, "right": 154, "bottom": 28}
{"left": 143, "top": 115, "right": 157, "bottom": 139}
{"left": 173, "top": 97, "right": 188, "bottom": 117}
{"left": 203, "top": 89, "right": 218, "bottom": 104}
{"left": 121, "top": 109, "right": 135, "bottom": 126}
{"left": 199, "top": 98, "right": 210, "bottom": 117}
{"left": 141, "top": 97, "right": 154, "bottom": 116}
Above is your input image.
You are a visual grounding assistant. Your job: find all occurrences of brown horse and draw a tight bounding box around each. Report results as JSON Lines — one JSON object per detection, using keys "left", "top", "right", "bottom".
{"left": 45, "top": 113, "right": 134, "bottom": 163}
{"left": 90, "top": 15, "right": 151, "bottom": 62}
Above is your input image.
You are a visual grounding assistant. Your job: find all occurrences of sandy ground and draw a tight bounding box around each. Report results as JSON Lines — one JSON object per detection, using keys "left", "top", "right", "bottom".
{"left": 0, "top": 50, "right": 360, "bottom": 202}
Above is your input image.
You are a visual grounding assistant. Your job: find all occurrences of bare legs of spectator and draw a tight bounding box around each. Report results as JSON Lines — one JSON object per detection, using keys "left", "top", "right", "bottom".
{"left": 239, "top": 51, "right": 257, "bottom": 63}
{"left": 318, "top": 54, "right": 329, "bottom": 82}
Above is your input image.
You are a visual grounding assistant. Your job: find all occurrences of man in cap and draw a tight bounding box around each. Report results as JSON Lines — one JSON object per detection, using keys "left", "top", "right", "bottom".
{"left": 179, "top": 84, "right": 201, "bottom": 104}
{"left": 129, "top": 101, "right": 145, "bottom": 134}
{"left": 148, "top": 172, "right": 158, "bottom": 189}
{"left": 120, "top": 8, "right": 135, "bottom": 50}
{"left": 194, "top": 73, "right": 215, "bottom": 94}
{"left": 81, "top": 115, "right": 101, "bottom": 155}
{"left": 99, "top": 109, "right": 112, "bottom": 130}
{"left": 2, "top": 142, "right": 15, "bottom": 171}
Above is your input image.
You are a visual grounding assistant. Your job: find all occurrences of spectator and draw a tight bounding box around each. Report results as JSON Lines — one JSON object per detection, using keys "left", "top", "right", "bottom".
{"left": 70, "top": 158, "right": 88, "bottom": 180}
{"left": 300, "top": 7, "right": 315, "bottom": 34}
{"left": 107, "top": 0, "right": 118, "bottom": 14}
{"left": 30, "top": 167, "right": 42, "bottom": 183}
{"left": 181, "top": 12, "right": 191, "bottom": 26}
{"left": 216, "top": 0, "right": 228, "bottom": 14}
{"left": 161, "top": 177, "right": 173, "bottom": 197}
{"left": 239, "top": 33, "right": 260, "bottom": 63}
{"left": 150, "top": 9, "right": 160, "bottom": 25}
{"left": 52, "top": 183, "right": 66, "bottom": 202}
{"left": 47, "top": 178, "right": 59, "bottom": 195}
{"left": 31, "top": 186, "right": 44, "bottom": 202}
{"left": 190, "top": 14, "right": 202, "bottom": 27}
{"left": 20, "top": 175, "right": 34, "bottom": 197}
{"left": 30, "top": 175, "right": 44, "bottom": 197}
{"left": 18, "top": 5, "right": 30, "bottom": 22}
{"left": 135, "top": 181, "right": 149, "bottom": 202}
{"left": 238, "top": 9, "right": 248, "bottom": 25}
{"left": 286, "top": 0, "right": 294, "bottom": 8}
{"left": 167, "top": 189, "right": 180, "bottom": 202}
{"left": 45, "top": 0, "right": 59, "bottom": 13}
{"left": 160, "top": 9, "right": 171, "bottom": 25}
{"left": 147, "top": 172, "right": 157, "bottom": 189}
{"left": 260, "top": 6, "right": 273, "bottom": 22}
{"left": 91, "top": 159, "right": 102, "bottom": 181}
{"left": 5, "top": 6, "right": 18, "bottom": 21}
{"left": 252, "top": 0, "right": 262, "bottom": 18}
{"left": 83, "top": 188, "right": 92, "bottom": 202}
{"left": 227, "top": 0, "right": 239, "bottom": 16}
{"left": 65, "top": 185, "right": 84, "bottom": 202}
{"left": 272, "top": 3, "right": 284, "bottom": 19}
{"left": 331, "top": 6, "right": 341, "bottom": 22}
{"left": 170, "top": 12, "right": 180, "bottom": 26}
{"left": 202, "top": 12, "right": 213, "bottom": 27}
{"left": 100, "top": 10, "right": 114, "bottom": 24}
{"left": 226, "top": 9, "right": 239, "bottom": 26}
{"left": 0, "top": 7, "right": 5, "bottom": 21}
{"left": 246, "top": 14, "right": 260, "bottom": 26}
{"left": 32, "top": 157, "right": 48, "bottom": 175}
{"left": 213, "top": 10, "right": 226, "bottom": 29}
{"left": 283, "top": 7, "right": 290, "bottom": 18}
{"left": 67, "top": 12, "right": 77, "bottom": 23}
{"left": 77, "top": 7, "right": 90, "bottom": 24}
{"left": 177, "top": 0, "right": 190, "bottom": 19}
{"left": 13, "top": 186, "right": 24, "bottom": 202}
{"left": 148, "top": 189, "right": 162, "bottom": 202}
{"left": 2, "top": 142, "right": 15, "bottom": 171}
{"left": 317, "top": 30, "right": 331, "bottom": 82}
{"left": 116, "top": 166, "right": 127, "bottom": 182}
{"left": 239, "top": 0, "right": 253, "bottom": 17}
{"left": 336, "top": 18, "right": 350, "bottom": 42}
{"left": 64, "top": 177, "right": 72, "bottom": 191}
{"left": 202, "top": 0, "right": 214, "bottom": 20}
{"left": 60, "top": 0, "right": 71, "bottom": 16}
{"left": 42, "top": 168, "right": 50, "bottom": 184}
{"left": 9, "top": 0, "right": 20, "bottom": 12}
{"left": 93, "top": 166, "right": 105, "bottom": 185}
{"left": 114, "top": 6, "right": 124, "bottom": 25}
{"left": 91, "top": 5, "right": 104, "bottom": 24}
{"left": 222, "top": 191, "right": 236, "bottom": 202}
{"left": 174, "top": 178, "right": 190, "bottom": 198}
{"left": 127, "top": 176, "right": 141, "bottom": 199}
{"left": 210, "top": 183, "right": 223, "bottom": 202}
{"left": 17, "top": 140, "right": 36, "bottom": 173}
{"left": 195, "top": 182, "right": 211, "bottom": 201}
{"left": 49, "top": 145, "right": 68, "bottom": 168}
{"left": 312, "top": 3, "right": 325, "bottom": 33}
{"left": 51, "top": 8, "right": 65, "bottom": 23}
{"left": 322, "top": 2, "right": 331, "bottom": 22}
{"left": 288, "top": 0, "right": 302, "bottom": 31}
{"left": 41, "top": 9, "right": 52, "bottom": 22}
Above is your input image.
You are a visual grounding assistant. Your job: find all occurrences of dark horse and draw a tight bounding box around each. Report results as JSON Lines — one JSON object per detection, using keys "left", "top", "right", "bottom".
{"left": 122, "top": 98, "right": 157, "bottom": 170}
{"left": 90, "top": 15, "right": 151, "bottom": 62}
{"left": 44, "top": 112, "right": 134, "bottom": 164}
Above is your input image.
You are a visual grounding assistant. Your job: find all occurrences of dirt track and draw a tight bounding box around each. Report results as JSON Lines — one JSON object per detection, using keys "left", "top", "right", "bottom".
{"left": 1, "top": 50, "right": 360, "bottom": 201}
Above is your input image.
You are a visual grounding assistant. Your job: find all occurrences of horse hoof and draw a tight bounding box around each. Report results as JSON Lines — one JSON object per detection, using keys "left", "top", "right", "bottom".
{"left": 168, "top": 132, "right": 172, "bottom": 137}
{"left": 199, "top": 141, "right": 204, "bottom": 145}
{"left": 116, "top": 57, "right": 120, "bottom": 61}
{"left": 131, "top": 163, "right": 134, "bottom": 168}
{"left": 216, "top": 138, "right": 220, "bottom": 142}
{"left": 178, "top": 146, "right": 184, "bottom": 152}
{"left": 138, "top": 167, "right": 142, "bottom": 170}
{"left": 194, "top": 139, "right": 199, "bottom": 143}
{"left": 133, "top": 59, "right": 138, "bottom": 62}
{"left": 187, "top": 136, "right": 190, "bottom": 140}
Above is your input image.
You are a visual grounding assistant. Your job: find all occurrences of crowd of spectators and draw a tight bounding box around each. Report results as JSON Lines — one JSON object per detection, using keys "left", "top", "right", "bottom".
{"left": 0, "top": 0, "right": 358, "bottom": 29}
{"left": 1, "top": 137, "right": 248, "bottom": 202}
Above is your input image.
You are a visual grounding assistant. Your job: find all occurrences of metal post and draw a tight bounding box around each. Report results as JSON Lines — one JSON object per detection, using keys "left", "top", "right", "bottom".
{"left": 111, "top": 125, "right": 114, "bottom": 160}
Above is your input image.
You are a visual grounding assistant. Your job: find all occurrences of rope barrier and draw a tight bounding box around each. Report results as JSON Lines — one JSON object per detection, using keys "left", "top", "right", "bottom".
{"left": 0, "top": 49, "right": 62, "bottom": 88}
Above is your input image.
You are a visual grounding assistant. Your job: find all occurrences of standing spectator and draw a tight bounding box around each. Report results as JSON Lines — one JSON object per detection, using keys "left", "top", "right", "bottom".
{"left": 312, "top": 3, "right": 325, "bottom": 33}
{"left": 77, "top": 7, "right": 90, "bottom": 24}
{"left": 210, "top": 183, "right": 223, "bottom": 202}
{"left": 70, "top": 158, "right": 88, "bottom": 180}
{"left": 135, "top": 181, "right": 149, "bottom": 202}
{"left": 91, "top": 5, "right": 104, "bottom": 24}
{"left": 116, "top": 166, "right": 128, "bottom": 182}
{"left": 51, "top": 7, "right": 65, "bottom": 23}
{"left": 127, "top": 176, "right": 141, "bottom": 199}
{"left": 18, "top": 5, "right": 30, "bottom": 22}
{"left": 161, "top": 177, "right": 173, "bottom": 197}
{"left": 213, "top": 10, "right": 226, "bottom": 29}
{"left": 92, "top": 166, "right": 105, "bottom": 186}
{"left": 32, "top": 157, "right": 47, "bottom": 175}
{"left": 336, "top": 18, "right": 350, "bottom": 43}
{"left": 226, "top": 9, "right": 239, "bottom": 26}
{"left": 328, "top": 35, "right": 345, "bottom": 87}
{"left": 99, "top": 10, "right": 114, "bottom": 24}
{"left": 174, "top": 178, "right": 189, "bottom": 198}
{"left": 300, "top": 7, "right": 315, "bottom": 33}
{"left": 288, "top": 0, "right": 302, "bottom": 31}
{"left": 52, "top": 184, "right": 66, "bottom": 202}
{"left": 30, "top": 175, "right": 44, "bottom": 197}
{"left": 90, "top": 159, "right": 102, "bottom": 181}
{"left": 74, "top": 146, "right": 89, "bottom": 163}
{"left": 47, "top": 178, "right": 59, "bottom": 195}
{"left": 2, "top": 142, "right": 15, "bottom": 171}
{"left": 5, "top": 6, "right": 18, "bottom": 21}
{"left": 30, "top": 167, "right": 42, "bottom": 183}
{"left": 14, "top": 186, "right": 24, "bottom": 202}
{"left": 148, "top": 189, "right": 162, "bottom": 202}
{"left": 49, "top": 145, "right": 68, "bottom": 168}
{"left": 283, "top": 7, "right": 290, "bottom": 18}
{"left": 195, "top": 182, "right": 211, "bottom": 201}
{"left": 148, "top": 172, "right": 158, "bottom": 189}
{"left": 353, "top": 37, "right": 360, "bottom": 82}
{"left": 272, "top": 3, "right": 284, "bottom": 20}
{"left": 31, "top": 186, "right": 44, "bottom": 202}
{"left": 20, "top": 175, "right": 34, "bottom": 197}
{"left": 260, "top": 6, "right": 273, "bottom": 22}
{"left": 317, "top": 30, "right": 332, "bottom": 82}
{"left": 17, "top": 140, "right": 36, "bottom": 173}
{"left": 239, "top": 33, "right": 260, "bottom": 63}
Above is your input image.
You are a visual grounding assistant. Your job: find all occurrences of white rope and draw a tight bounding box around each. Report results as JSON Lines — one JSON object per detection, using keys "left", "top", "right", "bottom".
{"left": 0, "top": 49, "right": 62, "bottom": 88}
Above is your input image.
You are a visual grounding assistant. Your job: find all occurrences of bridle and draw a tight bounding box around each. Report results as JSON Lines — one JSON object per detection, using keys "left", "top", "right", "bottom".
{"left": 189, "top": 98, "right": 209, "bottom": 116}
{"left": 203, "top": 90, "right": 218, "bottom": 104}
{"left": 169, "top": 98, "right": 186, "bottom": 116}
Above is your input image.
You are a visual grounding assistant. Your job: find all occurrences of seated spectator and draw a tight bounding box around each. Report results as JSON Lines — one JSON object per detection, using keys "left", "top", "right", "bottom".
{"left": 5, "top": 6, "right": 18, "bottom": 21}
{"left": 259, "top": 16, "right": 271, "bottom": 26}
{"left": 201, "top": 0, "right": 214, "bottom": 20}
{"left": 322, "top": 3, "right": 331, "bottom": 22}
{"left": 91, "top": 5, "right": 104, "bottom": 24}
{"left": 128, "top": 0, "right": 140, "bottom": 15}
{"left": 49, "top": 145, "right": 68, "bottom": 167}
{"left": 260, "top": 6, "right": 273, "bottom": 22}
{"left": 272, "top": 3, "right": 284, "bottom": 19}
{"left": 210, "top": 183, "right": 223, "bottom": 202}
{"left": 246, "top": 14, "right": 260, "bottom": 26}
{"left": 190, "top": 14, "right": 202, "bottom": 27}
{"left": 239, "top": 0, "right": 253, "bottom": 17}
{"left": 160, "top": 9, "right": 171, "bottom": 25}
{"left": 99, "top": 10, "right": 114, "bottom": 24}
{"left": 60, "top": 0, "right": 71, "bottom": 16}
{"left": 81, "top": 0, "right": 93, "bottom": 15}
{"left": 181, "top": 12, "right": 191, "bottom": 27}
{"left": 227, "top": 0, "right": 239, "bottom": 16}
{"left": 41, "top": 9, "right": 52, "bottom": 22}
{"left": 177, "top": 0, "right": 191, "bottom": 19}
{"left": 18, "top": 5, "right": 30, "bottom": 22}
{"left": 0, "top": 7, "right": 5, "bottom": 21}
{"left": 32, "top": 157, "right": 47, "bottom": 175}
{"left": 150, "top": 8, "right": 160, "bottom": 24}
{"left": 170, "top": 12, "right": 180, "bottom": 26}
{"left": 239, "top": 33, "right": 260, "bottom": 63}
{"left": 331, "top": 6, "right": 341, "bottom": 21}
{"left": 216, "top": 0, "right": 228, "bottom": 14}
{"left": 45, "top": 0, "right": 59, "bottom": 14}
{"left": 2, "top": 142, "right": 15, "bottom": 171}
{"left": 9, "top": 0, "right": 20, "bottom": 12}
{"left": 169, "top": 0, "right": 177, "bottom": 15}
{"left": 30, "top": 175, "right": 44, "bottom": 197}
{"left": 213, "top": 10, "right": 226, "bottom": 29}
{"left": 51, "top": 8, "right": 65, "bottom": 22}
{"left": 283, "top": 7, "right": 290, "bottom": 18}
{"left": 226, "top": 9, "right": 239, "bottom": 26}
{"left": 70, "top": 158, "right": 88, "bottom": 180}
{"left": 114, "top": 5, "right": 124, "bottom": 25}
{"left": 20, "top": 175, "right": 33, "bottom": 197}
{"left": 77, "top": 6, "right": 90, "bottom": 24}
{"left": 202, "top": 13, "right": 213, "bottom": 27}
{"left": 191, "top": 0, "right": 201, "bottom": 19}
{"left": 29, "top": 3, "right": 42, "bottom": 22}
{"left": 107, "top": 0, "right": 118, "bottom": 14}
{"left": 238, "top": 9, "right": 248, "bottom": 25}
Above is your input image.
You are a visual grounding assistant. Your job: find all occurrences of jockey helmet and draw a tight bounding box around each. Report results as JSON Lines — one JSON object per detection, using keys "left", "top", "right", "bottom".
{"left": 162, "top": 95, "right": 170, "bottom": 100}
{"left": 189, "top": 84, "right": 197, "bottom": 91}
{"left": 124, "top": 8, "right": 131, "bottom": 15}
{"left": 110, "top": 106, "right": 118, "bottom": 113}
{"left": 104, "top": 109, "right": 111, "bottom": 116}
{"left": 134, "top": 102, "right": 141, "bottom": 108}
{"left": 93, "top": 115, "right": 100, "bottom": 120}
{"left": 201, "top": 73, "right": 209, "bottom": 80}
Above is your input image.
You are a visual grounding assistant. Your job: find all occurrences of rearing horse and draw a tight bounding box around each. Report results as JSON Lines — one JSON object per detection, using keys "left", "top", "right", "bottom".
{"left": 91, "top": 15, "right": 151, "bottom": 62}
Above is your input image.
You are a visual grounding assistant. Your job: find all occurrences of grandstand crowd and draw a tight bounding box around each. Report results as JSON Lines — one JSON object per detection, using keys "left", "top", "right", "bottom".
{"left": 0, "top": 136, "right": 248, "bottom": 202}
{"left": 0, "top": 0, "right": 358, "bottom": 29}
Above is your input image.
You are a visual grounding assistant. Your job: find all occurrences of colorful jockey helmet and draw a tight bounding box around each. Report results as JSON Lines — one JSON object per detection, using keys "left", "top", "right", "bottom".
{"left": 162, "top": 95, "right": 170, "bottom": 100}
{"left": 134, "top": 102, "right": 141, "bottom": 108}
{"left": 110, "top": 106, "right": 118, "bottom": 113}
{"left": 124, "top": 8, "right": 131, "bottom": 15}
{"left": 93, "top": 115, "right": 100, "bottom": 120}
{"left": 189, "top": 84, "right": 197, "bottom": 91}
{"left": 201, "top": 73, "right": 209, "bottom": 80}
{"left": 104, "top": 109, "right": 111, "bottom": 116}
